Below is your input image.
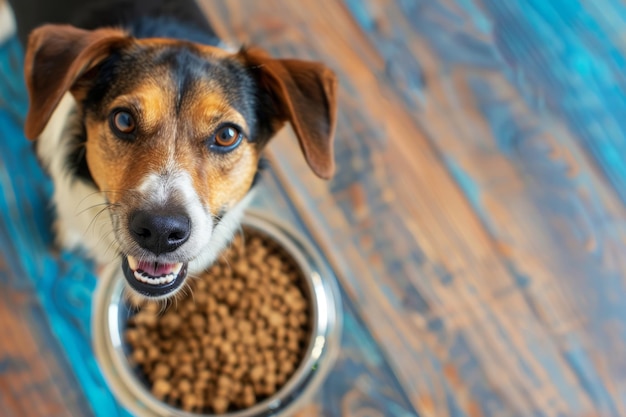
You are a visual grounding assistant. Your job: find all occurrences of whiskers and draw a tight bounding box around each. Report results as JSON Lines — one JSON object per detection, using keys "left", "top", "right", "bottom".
{"left": 73, "top": 188, "right": 135, "bottom": 259}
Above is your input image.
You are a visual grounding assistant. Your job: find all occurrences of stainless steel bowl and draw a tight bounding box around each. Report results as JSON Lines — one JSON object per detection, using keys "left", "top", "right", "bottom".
{"left": 92, "top": 210, "right": 342, "bottom": 417}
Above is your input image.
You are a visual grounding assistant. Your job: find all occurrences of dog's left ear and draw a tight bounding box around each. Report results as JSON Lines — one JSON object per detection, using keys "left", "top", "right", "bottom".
{"left": 241, "top": 48, "right": 338, "bottom": 179}
{"left": 23, "top": 24, "right": 130, "bottom": 139}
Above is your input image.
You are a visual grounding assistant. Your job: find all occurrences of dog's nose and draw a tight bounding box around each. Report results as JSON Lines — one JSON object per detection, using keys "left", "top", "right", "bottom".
{"left": 130, "top": 210, "right": 191, "bottom": 254}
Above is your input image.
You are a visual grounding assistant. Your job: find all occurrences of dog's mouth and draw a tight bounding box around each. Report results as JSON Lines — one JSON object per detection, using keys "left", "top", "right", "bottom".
{"left": 122, "top": 255, "right": 188, "bottom": 298}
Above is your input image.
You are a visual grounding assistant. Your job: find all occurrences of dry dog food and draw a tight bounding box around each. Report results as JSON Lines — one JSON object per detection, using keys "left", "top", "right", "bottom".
{"left": 124, "top": 231, "right": 311, "bottom": 414}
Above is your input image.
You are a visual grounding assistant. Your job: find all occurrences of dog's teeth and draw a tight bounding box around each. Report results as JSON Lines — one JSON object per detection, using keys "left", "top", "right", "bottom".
{"left": 132, "top": 269, "right": 177, "bottom": 286}
{"left": 172, "top": 263, "right": 183, "bottom": 275}
{"left": 128, "top": 255, "right": 138, "bottom": 270}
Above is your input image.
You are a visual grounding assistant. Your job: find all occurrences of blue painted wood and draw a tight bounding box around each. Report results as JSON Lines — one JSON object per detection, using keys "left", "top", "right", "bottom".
{"left": 332, "top": 0, "right": 626, "bottom": 415}
{"left": 0, "top": 38, "right": 131, "bottom": 417}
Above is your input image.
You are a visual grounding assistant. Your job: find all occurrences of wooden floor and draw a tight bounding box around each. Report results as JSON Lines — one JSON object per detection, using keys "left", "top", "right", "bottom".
{"left": 2, "top": 0, "right": 626, "bottom": 416}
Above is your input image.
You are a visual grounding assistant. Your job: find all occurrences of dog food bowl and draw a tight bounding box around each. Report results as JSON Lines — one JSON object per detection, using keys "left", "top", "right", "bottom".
{"left": 92, "top": 209, "right": 342, "bottom": 416}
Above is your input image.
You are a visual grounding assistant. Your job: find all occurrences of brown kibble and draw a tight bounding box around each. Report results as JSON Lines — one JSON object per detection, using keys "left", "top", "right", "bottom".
{"left": 194, "top": 291, "right": 208, "bottom": 306}
{"left": 232, "top": 366, "right": 246, "bottom": 380}
{"left": 243, "top": 393, "right": 256, "bottom": 408}
{"left": 159, "top": 311, "right": 183, "bottom": 329}
{"left": 219, "top": 342, "right": 232, "bottom": 355}
{"left": 152, "top": 363, "right": 170, "bottom": 380}
{"left": 248, "top": 268, "right": 261, "bottom": 282}
{"left": 275, "top": 325, "right": 286, "bottom": 340}
{"left": 172, "top": 341, "right": 187, "bottom": 354}
{"left": 286, "top": 339, "right": 300, "bottom": 353}
{"left": 249, "top": 365, "right": 264, "bottom": 382}
{"left": 234, "top": 260, "right": 249, "bottom": 276}
{"left": 152, "top": 379, "right": 171, "bottom": 400}
{"left": 277, "top": 349, "right": 289, "bottom": 361}
{"left": 191, "top": 314, "right": 206, "bottom": 329}
{"left": 225, "top": 290, "right": 239, "bottom": 307}
{"left": 222, "top": 352, "right": 236, "bottom": 365}
{"left": 182, "top": 393, "right": 197, "bottom": 412}
{"left": 209, "top": 264, "right": 222, "bottom": 276}
{"left": 169, "top": 389, "right": 180, "bottom": 401}
{"left": 276, "top": 373, "right": 286, "bottom": 386}
{"left": 280, "top": 361, "right": 295, "bottom": 376}
{"left": 225, "top": 329, "right": 240, "bottom": 343}
{"left": 203, "top": 346, "right": 217, "bottom": 362}
{"left": 217, "top": 375, "right": 231, "bottom": 388}
{"left": 178, "top": 363, "right": 193, "bottom": 378}
{"left": 217, "top": 304, "right": 229, "bottom": 318}
{"left": 233, "top": 279, "right": 245, "bottom": 292}
{"left": 167, "top": 353, "right": 178, "bottom": 368}
{"left": 135, "top": 311, "right": 158, "bottom": 327}
{"left": 297, "top": 312, "right": 308, "bottom": 325}
{"left": 195, "top": 279, "right": 207, "bottom": 291}
{"left": 200, "top": 334, "right": 211, "bottom": 346}
{"left": 288, "top": 314, "right": 300, "bottom": 328}
{"left": 131, "top": 348, "right": 146, "bottom": 365}
{"left": 146, "top": 346, "right": 160, "bottom": 362}
{"left": 268, "top": 312, "right": 285, "bottom": 328}
{"left": 124, "top": 328, "right": 140, "bottom": 346}
{"left": 241, "top": 334, "right": 255, "bottom": 346}
{"left": 265, "top": 372, "right": 276, "bottom": 387}
{"left": 277, "top": 274, "right": 290, "bottom": 286}
{"left": 221, "top": 364, "right": 234, "bottom": 376}
{"left": 178, "top": 379, "right": 192, "bottom": 394}
{"left": 124, "top": 229, "right": 311, "bottom": 413}
{"left": 237, "top": 320, "right": 253, "bottom": 334}
{"left": 212, "top": 397, "right": 229, "bottom": 414}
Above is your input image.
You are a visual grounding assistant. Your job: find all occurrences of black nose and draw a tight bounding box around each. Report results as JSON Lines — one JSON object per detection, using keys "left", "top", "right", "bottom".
{"left": 129, "top": 210, "right": 191, "bottom": 254}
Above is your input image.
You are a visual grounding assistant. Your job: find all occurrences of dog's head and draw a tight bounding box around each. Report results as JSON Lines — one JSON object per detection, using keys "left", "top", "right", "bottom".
{"left": 23, "top": 24, "right": 337, "bottom": 299}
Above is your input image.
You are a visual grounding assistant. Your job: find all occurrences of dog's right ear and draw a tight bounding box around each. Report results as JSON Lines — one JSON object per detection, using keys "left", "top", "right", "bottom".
{"left": 23, "top": 24, "right": 130, "bottom": 139}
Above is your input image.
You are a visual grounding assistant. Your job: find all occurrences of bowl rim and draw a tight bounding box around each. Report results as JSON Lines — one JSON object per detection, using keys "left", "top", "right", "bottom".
{"left": 92, "top": 209, "right": 342, "bottom": 417}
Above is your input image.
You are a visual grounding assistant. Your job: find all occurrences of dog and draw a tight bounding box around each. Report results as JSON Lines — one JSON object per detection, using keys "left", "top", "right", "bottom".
{"left": 6, "top": 0, "right": 337, "bottom": 299}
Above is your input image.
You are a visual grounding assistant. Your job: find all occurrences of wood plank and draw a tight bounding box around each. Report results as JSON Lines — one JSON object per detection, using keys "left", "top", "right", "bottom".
{"left": 345, "top": 0, "right": 626, "bottom": 414}
{"left": 201, "top": 1, "right": 626, "bottom": 416}
{"left": 0, "top": 260, "right": 93, "bottom": 417}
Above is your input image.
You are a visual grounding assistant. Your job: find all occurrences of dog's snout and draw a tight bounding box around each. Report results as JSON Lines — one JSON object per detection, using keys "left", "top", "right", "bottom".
{"left": 130, "top": 210, "right": 191, "bottom": 254}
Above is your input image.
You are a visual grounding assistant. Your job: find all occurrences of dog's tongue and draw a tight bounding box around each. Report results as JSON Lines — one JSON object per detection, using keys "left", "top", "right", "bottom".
{"left": 127, "top": 256, "right": 181, "bottom": 276}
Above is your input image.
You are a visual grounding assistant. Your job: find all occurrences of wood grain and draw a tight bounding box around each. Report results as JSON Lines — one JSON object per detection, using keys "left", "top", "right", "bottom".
{"left": 0, "top": 256, "right": 93, "bottom": 417}
{"left": 201, "top": 1, "right": 626, "bottom": 416}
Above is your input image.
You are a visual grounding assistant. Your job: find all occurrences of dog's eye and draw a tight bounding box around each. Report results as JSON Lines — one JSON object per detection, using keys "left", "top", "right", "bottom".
{"left": 110, "top": 110, "right": 136, "bottom": 137}
{"left": 215, "top": 126, "right": 240, "bottom": 147}
{"left": 211, "top": 125, "right": 243, "bottom": 152}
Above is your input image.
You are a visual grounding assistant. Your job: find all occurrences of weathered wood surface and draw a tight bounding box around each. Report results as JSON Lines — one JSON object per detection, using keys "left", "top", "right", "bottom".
{"left": 2, "top": 0, "right": 626, "bottom": 416}
{"left": 203, "top": 1, "right": 626, "bottom": 416}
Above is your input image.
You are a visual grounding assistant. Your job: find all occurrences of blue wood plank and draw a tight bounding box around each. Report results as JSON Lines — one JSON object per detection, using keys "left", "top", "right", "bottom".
{"left": 341, "top": 0, "right": 626, "bottom": 415}
{"left": 479, "top": 0, "right": 626, "bottom": 204}
{"left": 0, "top": 37, "right": 132, "bottom": 417}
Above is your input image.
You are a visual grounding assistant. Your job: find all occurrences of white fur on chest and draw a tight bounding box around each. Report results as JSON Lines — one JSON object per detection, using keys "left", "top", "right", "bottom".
{"left": 37, "top": 93, "right": 119, "bottom": 265}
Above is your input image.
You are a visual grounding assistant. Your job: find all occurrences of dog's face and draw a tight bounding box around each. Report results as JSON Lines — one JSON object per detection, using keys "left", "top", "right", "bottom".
{"left": 23, "top": 25, "right": 337, "bottom": 299}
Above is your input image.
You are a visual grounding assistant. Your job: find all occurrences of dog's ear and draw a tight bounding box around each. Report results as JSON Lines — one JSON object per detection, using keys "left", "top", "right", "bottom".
{"left": 241, "top": 48, "right": 338, "bottom": 179}
{"left": 23, "top": 24, "right": 130, "bottom": 139}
